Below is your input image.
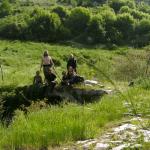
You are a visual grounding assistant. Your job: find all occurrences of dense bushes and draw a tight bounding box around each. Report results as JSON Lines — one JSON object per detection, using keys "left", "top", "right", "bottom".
{"left": 0, "top": 0, "right": 12, "bottom": 18}
{"left": 67, "top": 7, "right": 91, "bottom": 36}
{"left": 0, "top": 0, "right": 150, "bottom": 47}
{"left": 28, "top": 12, "right": 61, "bottom": 42}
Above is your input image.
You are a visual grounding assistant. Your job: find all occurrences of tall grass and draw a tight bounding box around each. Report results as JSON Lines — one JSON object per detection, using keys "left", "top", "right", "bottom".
{"left": 0, "top": 87, "right": 149, "bottom": 149}
{"left": 0, "top": 93, "right": 126, "bottom": 149}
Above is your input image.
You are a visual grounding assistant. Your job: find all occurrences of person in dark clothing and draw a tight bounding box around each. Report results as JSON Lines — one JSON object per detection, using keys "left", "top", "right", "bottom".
{"left": 62, "top": 66, "right": 84, "bottom": 85}
{"left": 46, "top": 68, "right": 57, "bottom": 90}
{"left": 33, "top": 71, "right": 43, "bottom": 85}
{"left": 67, "top": 54, "right": 77, "bottom": 72}
{"left": 61, "top": 71, "right": 68, "bottom": 86}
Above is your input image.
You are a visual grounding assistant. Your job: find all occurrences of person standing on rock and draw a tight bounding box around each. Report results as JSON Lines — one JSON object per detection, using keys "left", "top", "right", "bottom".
{"left": 40, "top": 50, "right": 54, "bottom": 81}
{"left": 67, "top": 54, "right": 77, "bottom": 72}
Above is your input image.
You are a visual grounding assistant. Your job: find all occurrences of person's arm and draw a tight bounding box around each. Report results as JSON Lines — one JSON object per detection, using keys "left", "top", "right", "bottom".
{"left": 40, "top": 76, "right": 43, "bottom": 84}
{"left": 33, "top": 76, "right": 35, "bottom": 84}
{"left": 40, "top": 57, "right": 43, "bottom": 71}
{"left": 74, "top": 59, "right": 77, "bottom": 68}
{"left": 49, "top": 56, "right": 54, "bottom": 67}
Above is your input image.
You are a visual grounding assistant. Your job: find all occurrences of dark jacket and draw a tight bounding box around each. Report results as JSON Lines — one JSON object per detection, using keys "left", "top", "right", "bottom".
{"left": 67, "top": 58, "right": 77, "bottom": 69}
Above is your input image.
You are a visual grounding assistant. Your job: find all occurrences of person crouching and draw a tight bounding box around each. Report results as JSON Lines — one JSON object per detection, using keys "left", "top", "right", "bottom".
{"left": 33, "top": 71, "right": 43, "bottom": 86}
{"left": 46, "top": 68, "right": 57, "bottom": 90}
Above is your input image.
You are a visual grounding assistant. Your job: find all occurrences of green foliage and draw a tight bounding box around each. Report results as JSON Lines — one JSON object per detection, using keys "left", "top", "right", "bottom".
{"left": 0, "top": 0, "right": 12, "bottom": 18}
{"left": 67, "top": 7, "right": 91, "bottom": 35}
{"left": 119, "top": 6, "right": 130, "bottom": 13}
{"left": 109, "top": 0, "right": 135, "bottom": 13}
{"left": 115, "top": 13, "right": 135, "bottom": 44}
{"left": 0, "top": 14, "right": 29, "bottom": 39}
{"left": 0, "top": 93, "right": 126, "bottom": 148}
{"left": 52, "top": 6, "right": 69, "bottom": 20}
{"left": 28, "top": 10, "right": 62, "bottom": 42}
{"left": 87, "top": 14, "right": 105, "bottom": 44}
{"left": 134, "top": 19, "right": 150, "bottom": 47}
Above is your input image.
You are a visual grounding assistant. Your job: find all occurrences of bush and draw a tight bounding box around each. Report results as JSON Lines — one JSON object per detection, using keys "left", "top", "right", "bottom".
{"left": 115, "top": 13, "right": 135, "bottom": 44}
{"left": 134, "top": 19, "right": 150, "bottom": 47}
{"left": 100, "top": 10, "right": 119, "bottom": 44}
{"left": 109, "top": 0, "right": 135, "bottom": 13}
{"left": 52, "top": 6, "right": 69, "bottom": 21}
{"left": 0, "top": 0, "right": 12, "bottom": 18}
{"left": 120, "top": 6, "right": 130, "bottom": 13}
{"left": 87, "top": 15, "right": 105, "bottom": 44}
{"left": 28, "top": 11, "right": 62, "bottom": 42}
{"left": 0, "top": 14, "right": 29, "bottom": 40}
{"left": 130, "top": 9, "right": 150, "bottom": 20}
{"left": 67, "top": 7, "right": 91, "bottom": 36}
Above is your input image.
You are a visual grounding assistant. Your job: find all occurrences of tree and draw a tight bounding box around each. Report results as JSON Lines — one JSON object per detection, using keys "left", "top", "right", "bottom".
{"left": 28, "top": 11, "right": 62, "bottom": 42}
{"left": 67, "top": 7, "right": 91, "bottom": 35}
{"left": 109, "top": 0, "right": 135, "bottom": 13}
{"left": 87, "top": 14, "right": 105, "bottom": 43}
{"left": 115, "top": 13, "right": 135, "bottom": 44}
{"left": 52, "top": 6, "right": 69, "bottom": 21}
{"left": 134, "top": 19, "right": 150, "bottom": 47}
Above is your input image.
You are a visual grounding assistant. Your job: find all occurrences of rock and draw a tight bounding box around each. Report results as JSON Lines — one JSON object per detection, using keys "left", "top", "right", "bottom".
{"left": 139, "top": 129, "right": 150, "bottom": 142}
{"left": 110, "top": 141, "right": 122, "bottom": 144}
{"left": 95, "top": 143, "right": 109, "bottom": 150}
{"left": 83, "top": 140, "right": 97, "bottom": 149}
{"left": 77, "top": 139, "right": 93, "bottom": 144}
{"left": 112, "top": 144, "right": 129, "bottom": 150}
{"left": 113, "top": 124, "right": 137, "bottom": 133}
{"left": 130, "top": 144, "right": 142, "bottom": 149}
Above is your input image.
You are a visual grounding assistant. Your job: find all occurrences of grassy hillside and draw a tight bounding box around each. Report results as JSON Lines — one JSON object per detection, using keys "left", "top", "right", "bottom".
{"left": 0, "top": 40, "right": 150, "bottom": 149}
{"left": 0, "top": 40, "right": 115, "bottom": 87}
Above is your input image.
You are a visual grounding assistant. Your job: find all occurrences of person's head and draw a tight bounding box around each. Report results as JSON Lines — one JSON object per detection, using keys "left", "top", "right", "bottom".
{"left": 70, "top": 54, "right": 74, "bottom": 58}
{"left": 68, "top": 66, "right": 74, "bottom": 74}
{"left": 43, "top": 50, "right": 49, "bottom": 57}
{"left": 36, "top": 71, "right": 40, "bottom": 76}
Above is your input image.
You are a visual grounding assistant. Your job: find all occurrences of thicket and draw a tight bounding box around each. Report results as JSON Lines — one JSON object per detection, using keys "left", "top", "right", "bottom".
{"left": 0, "top": 0, "right": 150, "bottom": 47}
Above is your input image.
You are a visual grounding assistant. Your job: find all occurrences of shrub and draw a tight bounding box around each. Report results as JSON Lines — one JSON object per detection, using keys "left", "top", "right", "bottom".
{"left": 0, "top": 14, "right": 29, "bottom": 40}
{"left": 130, "top": 9, "right": 150, "bottom": 20}
{"left": 0, "top": 0, "right": 12, "bottom": 18}
{"left": 134, "top": 19, "right": 150, "bottom": 47}
{"left": 67, "top": 7, "right": 91, "bottom": 35}
{"left": 52, "top": 6, "right": 69, "bottom": 21}
{"left": 115, "top": 13, "right": 135, "bottom": 44}
{"left": 109, "top": 0, "right": 135, "bottom": 13}
{"left": 100, "top": 10, "right": 118, "bottom": 44}
{"left": 28, "top": 11, "right": 62, "bottom": 42}
{"left": 120, "top": 6, "right": 130, "bottom": 13}
{"left": 87, "top": 15, "right": 105, "bottom": 44}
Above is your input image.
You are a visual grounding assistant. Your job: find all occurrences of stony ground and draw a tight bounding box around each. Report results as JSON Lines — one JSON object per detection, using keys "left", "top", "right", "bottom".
{"left": 63, "top": 117, "right": 150, "bottom": 150}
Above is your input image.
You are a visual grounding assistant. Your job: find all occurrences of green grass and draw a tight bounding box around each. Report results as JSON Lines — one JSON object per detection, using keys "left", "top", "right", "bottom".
{"left": 0, "top": 40, "right": 150, "bottom": 149}
{"left": 0, "top": 87, "right": 149, "bottom": 149}
{"left": 0, "top": 40, "right": 116, "bottom": 87}
{"left": 0, "top": 92, "right": 125, "bottom": 149}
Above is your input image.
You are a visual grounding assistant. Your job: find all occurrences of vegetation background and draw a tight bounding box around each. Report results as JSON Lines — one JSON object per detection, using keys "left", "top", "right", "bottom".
{"left": 0, "top": 0, "right": 150, "bottom": 149}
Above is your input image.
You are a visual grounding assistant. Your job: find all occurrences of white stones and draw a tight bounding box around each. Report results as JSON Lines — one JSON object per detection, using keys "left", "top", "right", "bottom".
{"left": 72, "top": 118, "right": 150, "bottom": 150}
{"left": 113, "top": 124, "right": 137, "bottom": 133}
{"left": 110, "top": 141, "right": 122, "bottom": 144}
{"left": 112, "top": 144, "right": 128, "bottom": 150}
{"left": 139, "top": 129, "right": 150, "bottom": 142}
{"left": 83, "top": 140, "right": 97, "bottom": 149}
{"left": 77, "top": 139, "right": 93, "bottom": 144}
{"left": 130, "top": 117, "right": 143, "bottom": 121}
{"left": 95, "top": 143, "right": 109, "bottom": 150}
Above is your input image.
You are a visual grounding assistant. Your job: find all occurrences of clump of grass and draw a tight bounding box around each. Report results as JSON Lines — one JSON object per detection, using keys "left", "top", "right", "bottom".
{"left": 0, "top": 92, "right": 126, "bottom": 149}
